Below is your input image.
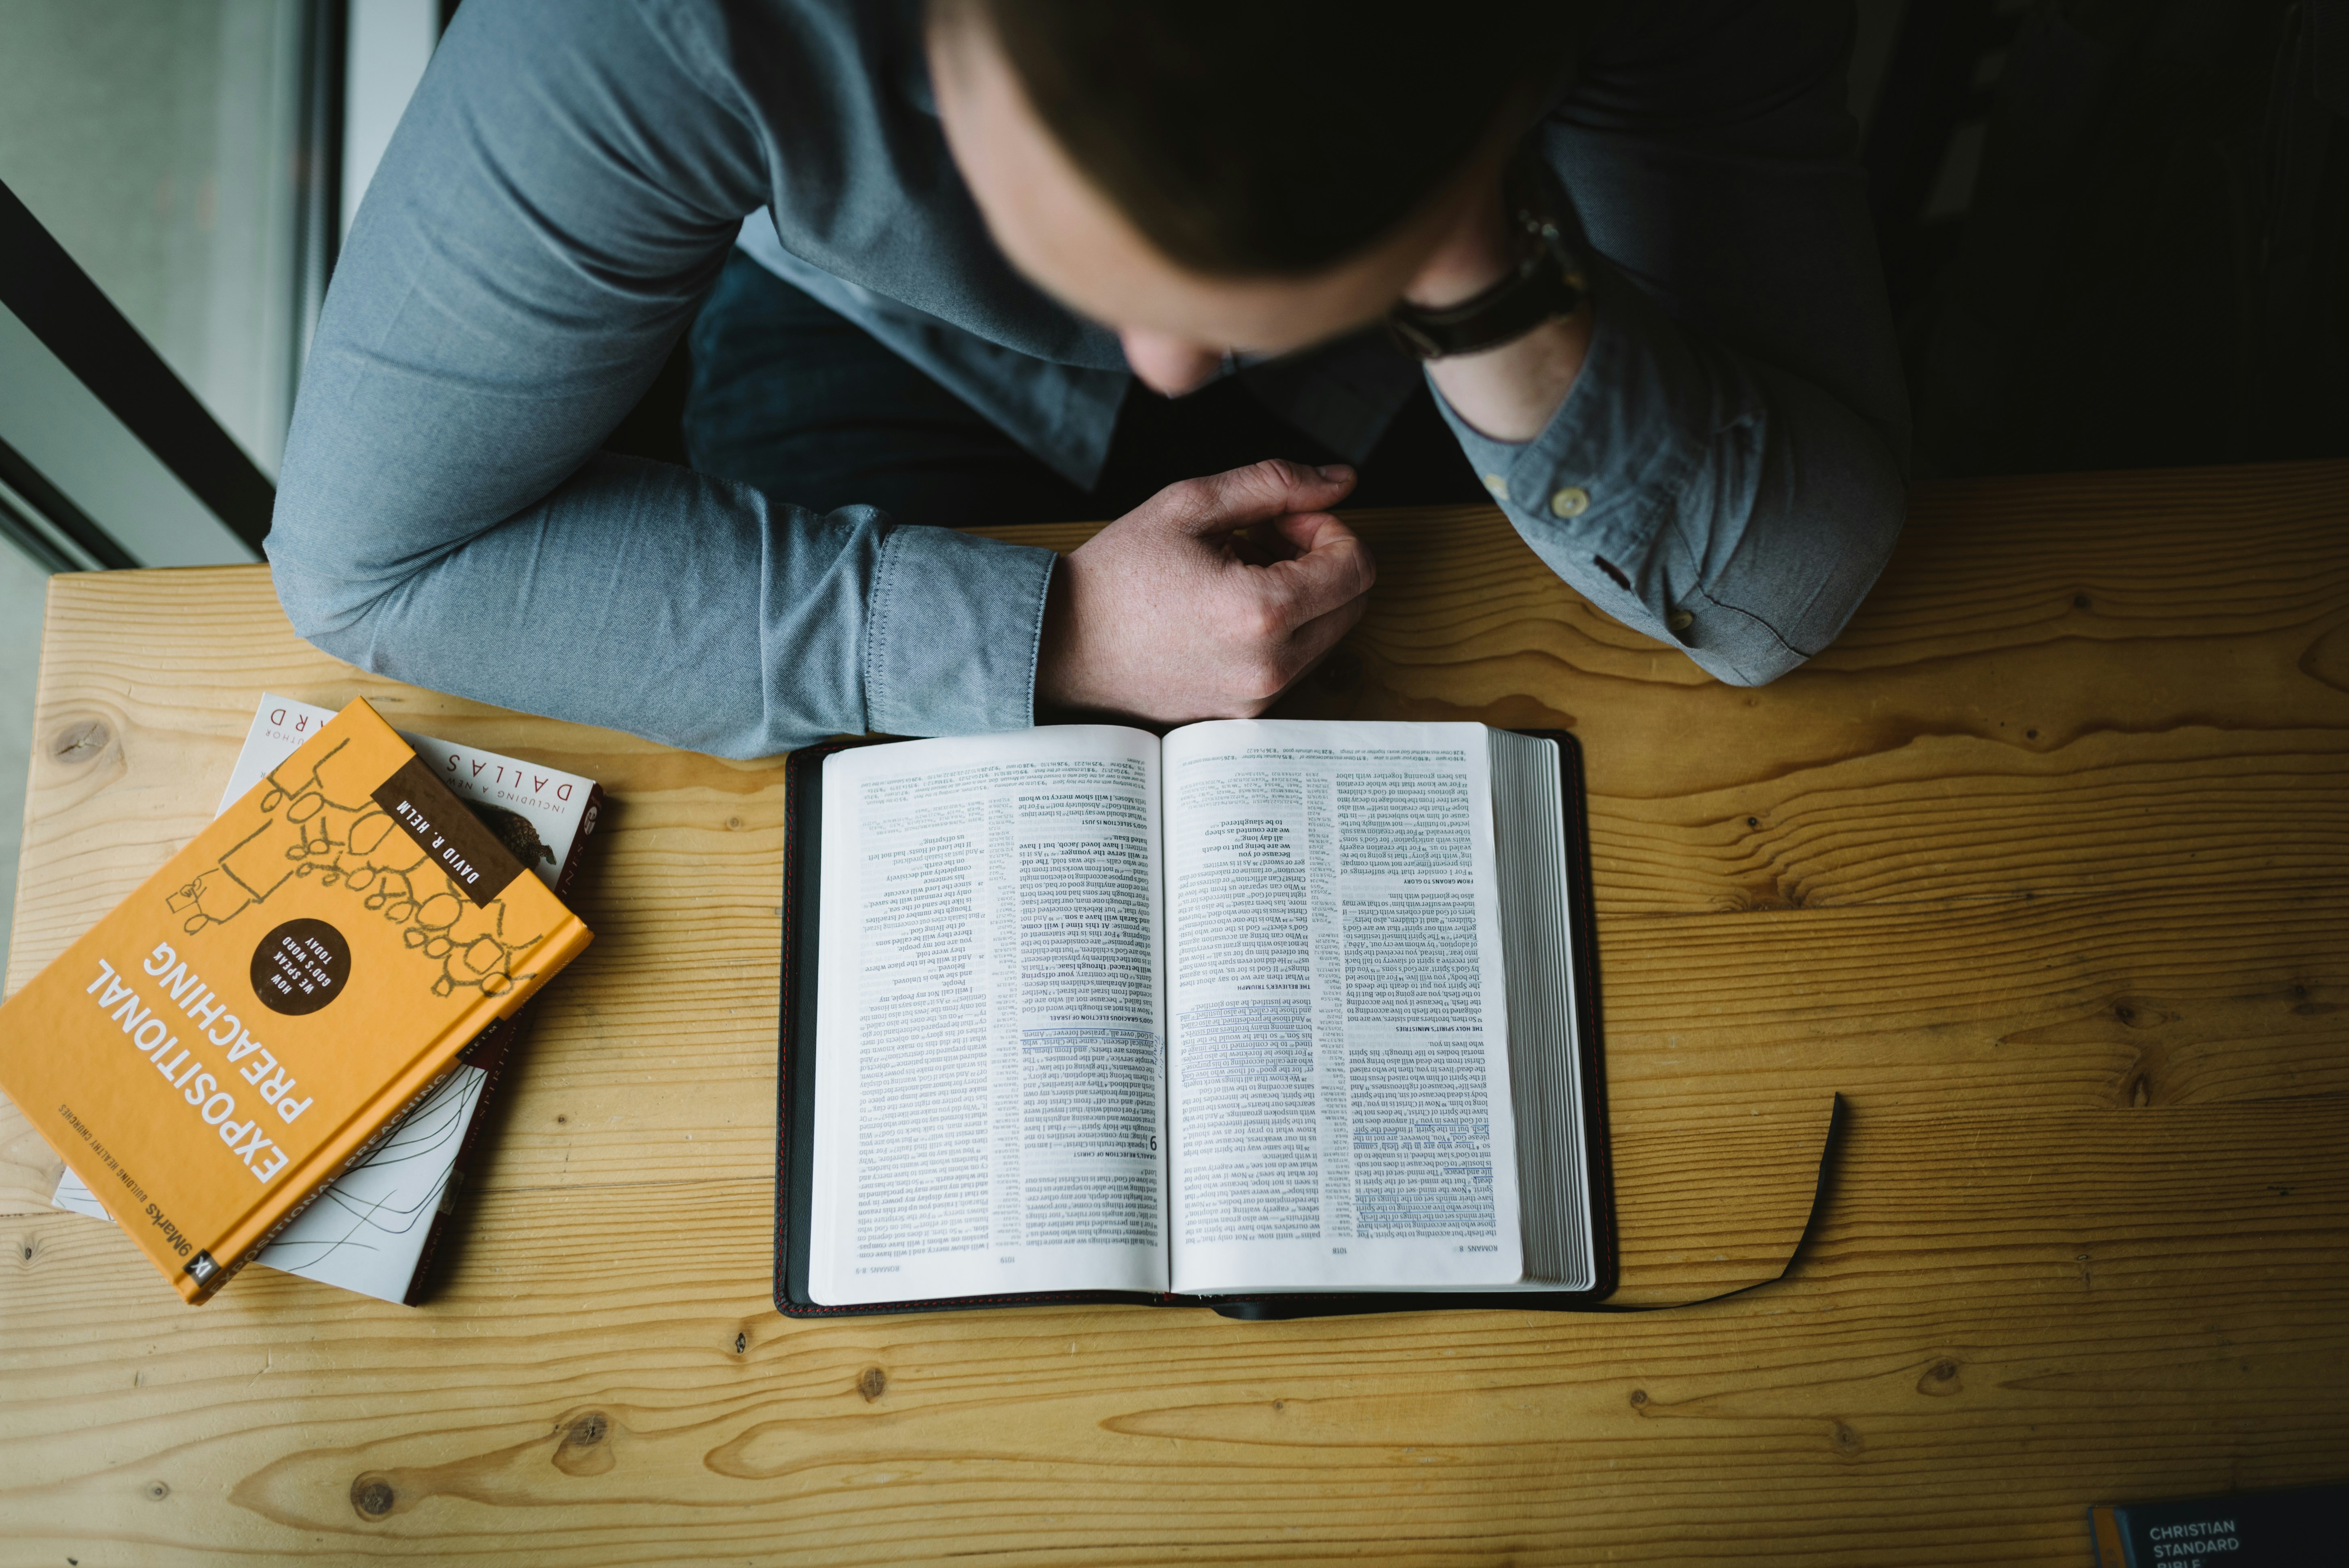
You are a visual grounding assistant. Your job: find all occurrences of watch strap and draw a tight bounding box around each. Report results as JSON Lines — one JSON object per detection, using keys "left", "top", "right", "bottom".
{"left": 1387, "top": 153, "right": 1587, "bottom": 361}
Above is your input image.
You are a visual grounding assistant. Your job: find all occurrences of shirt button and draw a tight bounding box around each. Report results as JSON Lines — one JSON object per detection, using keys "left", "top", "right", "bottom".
{"left": 1666, "top": 610, "right": 1694, "bottom": 632}
{"left": 1482, "top": 474, "right": 1510, "bottom": 500}
{"left": 1549, "top": 486, "right": 1591, "bottom": 519}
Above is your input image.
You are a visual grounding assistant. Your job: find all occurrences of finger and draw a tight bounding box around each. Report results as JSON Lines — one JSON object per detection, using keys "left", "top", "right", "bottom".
{"left": 1254, "top": 514, "right": 1376, "bottom": 626}
{"left": 1224, "top": 524, "right": 1284, "bottom": 568}
{"left": 1227, "top": 517, "right": 1309, "bottom": 567}
{"left": 1160, "top": 459, "right": 1357, "bottom": 538}
{"left": 1237, "top": 593, "right": 1368, "bottom": 713}
{"left": 1280, "top": 587, "right": 1370, "bottom": 679}
{"left": 1264, "top": 506, "right": 1364, "bottom": 559}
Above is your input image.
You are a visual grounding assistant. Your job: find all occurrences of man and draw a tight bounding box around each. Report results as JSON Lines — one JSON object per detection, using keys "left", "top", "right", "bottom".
{"left": 269, "top": 0, "right": 1906, "bottom": 758}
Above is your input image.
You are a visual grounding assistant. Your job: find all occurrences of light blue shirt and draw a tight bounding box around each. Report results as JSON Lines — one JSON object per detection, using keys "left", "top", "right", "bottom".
{"left": 269, "top": 0, "right": 1907, "bottom": 758}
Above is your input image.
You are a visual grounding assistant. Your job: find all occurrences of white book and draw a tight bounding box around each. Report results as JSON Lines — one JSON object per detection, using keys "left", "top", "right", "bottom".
{"left": 53, "top": 694, "right": 601, "bottom": 1303}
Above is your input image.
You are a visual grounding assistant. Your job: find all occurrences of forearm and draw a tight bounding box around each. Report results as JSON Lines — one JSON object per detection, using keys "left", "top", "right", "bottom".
{"left": 1423, "top": 302, "right": 1594, "bottom": 443}
{"left": 1411, "top": 0, "right": 1912, "bottom": 682}
{"left": 1405, "top": 169, "right": 1595, "bottom": 444}
{"left": 1434, "top": 252, "right": 1905, "bottom": 684}
{"left": 266, "top": 0, "right": 1056, "bottom": 754}
{"left": 269, "top": 451, "right": 1057, "bottom": 757}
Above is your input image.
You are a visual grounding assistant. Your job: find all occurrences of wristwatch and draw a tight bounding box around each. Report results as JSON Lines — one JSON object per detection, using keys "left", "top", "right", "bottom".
{"left": 1386, "top": 153, "right": 1587, "bottom": 361}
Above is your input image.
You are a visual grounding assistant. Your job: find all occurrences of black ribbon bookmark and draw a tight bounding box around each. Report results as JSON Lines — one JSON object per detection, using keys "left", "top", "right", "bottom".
{"left": 1203, "top": 1093, "right": 1848, "bottom": 1321}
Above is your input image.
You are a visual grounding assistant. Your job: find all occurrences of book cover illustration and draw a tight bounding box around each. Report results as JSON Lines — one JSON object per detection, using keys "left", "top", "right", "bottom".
{"left": 0, "top": 699, "right": 592, "bottom": 1303}
{"left": 167, "top": 734, "right": 547, "bottom": 1002}
{"left": 215, "top": 697, "right": 601, "bottom": 900}
{"left": 252, "top": 1065, "right": 488, "bottom": 1277}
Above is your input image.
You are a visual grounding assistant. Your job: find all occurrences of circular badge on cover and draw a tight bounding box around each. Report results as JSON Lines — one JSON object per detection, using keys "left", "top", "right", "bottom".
{"left": 251, "top": 918, "right": 352, "bottom": 1017}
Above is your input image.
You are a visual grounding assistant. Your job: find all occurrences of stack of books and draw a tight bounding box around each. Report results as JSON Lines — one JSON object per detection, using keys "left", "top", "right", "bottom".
{"left": 1, "top": 696, "right": 598, "bottom": 1305}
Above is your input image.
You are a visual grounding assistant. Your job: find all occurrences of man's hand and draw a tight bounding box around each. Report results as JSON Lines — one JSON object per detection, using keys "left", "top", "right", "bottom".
{"left": 1035, "top": 459, "right": 1374, "bottom": 722}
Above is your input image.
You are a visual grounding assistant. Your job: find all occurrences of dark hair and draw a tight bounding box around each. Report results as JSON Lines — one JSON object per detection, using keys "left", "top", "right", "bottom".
{"left": 944, "top": 0, "right": 1587, "bottom": 277}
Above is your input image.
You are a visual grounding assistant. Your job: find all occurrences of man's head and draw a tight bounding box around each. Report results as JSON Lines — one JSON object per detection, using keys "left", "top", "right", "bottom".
{"left": 927, "top": 0, "right": 1583, "bottom": 393}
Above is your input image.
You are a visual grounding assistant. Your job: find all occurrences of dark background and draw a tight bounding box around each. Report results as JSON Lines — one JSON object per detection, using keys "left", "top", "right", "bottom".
{"left": 606, "top": 0, "right": 2349, "bottom": 488}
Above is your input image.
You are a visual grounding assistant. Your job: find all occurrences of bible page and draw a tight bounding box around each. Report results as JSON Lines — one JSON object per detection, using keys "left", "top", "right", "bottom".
{"left": 808, "top": 727, "right": 1167, "bottom": 1306}
{"left": 1162, "top": 720, "right": 1522, "bottom": 1294}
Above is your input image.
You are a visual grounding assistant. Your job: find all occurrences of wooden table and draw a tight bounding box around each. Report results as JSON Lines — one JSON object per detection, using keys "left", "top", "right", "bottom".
{"left": 3, "top": 462, "right": 2345, "bottom": 1566}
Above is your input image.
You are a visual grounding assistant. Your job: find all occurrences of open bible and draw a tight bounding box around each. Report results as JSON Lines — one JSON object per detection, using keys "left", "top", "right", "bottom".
{"left": 775, "top": 720, "right": 1611, "bottom": 1318}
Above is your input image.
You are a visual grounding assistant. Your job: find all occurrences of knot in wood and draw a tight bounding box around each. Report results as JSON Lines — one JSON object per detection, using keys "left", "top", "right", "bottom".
{"left": 146, "top": 1481, "right": 169, "bottom": 1501}
{"left": 51, "top": 720, "right": 108, "bottom": 762}
{"left": 1832, "top": 1421, "right": 1863, "bottom": 1454}
{"left": 554, "top": 1411, "right": 617, "bottom": 1476}
{"left": 857, "top": 1366, "right": 888, "bottom": 1402}
{"left": 351, "top": 1477, "right": 395, "bottom": 1517}
{"left": 1628, "top": 1389, "right": 1647, "bottom": 1408}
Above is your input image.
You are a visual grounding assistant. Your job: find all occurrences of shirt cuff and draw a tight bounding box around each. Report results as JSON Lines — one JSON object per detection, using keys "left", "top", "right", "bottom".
{"left": 863, "top": 525, "right": 1057, "bottom": 736}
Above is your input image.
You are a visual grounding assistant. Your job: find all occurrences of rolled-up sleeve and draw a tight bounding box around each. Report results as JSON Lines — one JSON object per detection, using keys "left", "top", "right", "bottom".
{"left": 268, "top": 0, "right": 1056, "bottom": 756}
{"left": 1437, "top": 0, "right": 1909, "bottom": 684}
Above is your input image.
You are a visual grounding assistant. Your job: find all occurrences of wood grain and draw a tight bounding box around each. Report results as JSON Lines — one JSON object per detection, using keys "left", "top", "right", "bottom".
{"left": 3, "top": 460, "right": 2346, "bottom": 1566}
{"left": 2, "top": 1101, "right": 2341, "bottom": 1565}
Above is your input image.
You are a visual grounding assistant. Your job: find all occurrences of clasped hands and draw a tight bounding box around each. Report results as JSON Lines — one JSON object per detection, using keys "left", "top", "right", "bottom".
{"left": 1033, "top": 458, "right": 1373, "bottom": 724}
{"left": 1033, "top": 161, "right": 1591, "bottom": 725}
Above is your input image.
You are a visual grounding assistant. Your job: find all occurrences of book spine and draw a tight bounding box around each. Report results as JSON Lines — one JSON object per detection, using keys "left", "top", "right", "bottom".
{"left": 400, "top": 782, "right": 599, "bottom": 1304}
{"left": 175, "top": 926, "right": 585, "bottom": 1306}
{"left": 184, "top": 1057, "right": 464, "bottom": 1304}
{"left": 2090, "top": 1506, "right": 2133, "bottom": 1568}
{"left": 391, "top": 772, "right": 595, "bottom": 1302}
{"left": 399, "top": 1009, "right": 527, "bottom": 1306}
{"left": 550, "top": 783, "right": 605, "bottom": 905}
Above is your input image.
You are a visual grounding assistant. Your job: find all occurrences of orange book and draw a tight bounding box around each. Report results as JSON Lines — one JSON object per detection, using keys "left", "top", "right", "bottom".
{"left": 0, "top": 698, "right": 592, "bottom": 1302}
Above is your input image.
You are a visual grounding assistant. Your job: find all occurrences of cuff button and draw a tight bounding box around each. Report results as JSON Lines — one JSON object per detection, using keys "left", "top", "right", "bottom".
{"left": 1482, "top": 474, "right": 1511, "bottom": 500}
{"left": 1666, "top": 610, "right": 1694, "bottom": 633}
{"left": 1549, "top": 486, "right": 1591, "bottom": 519}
